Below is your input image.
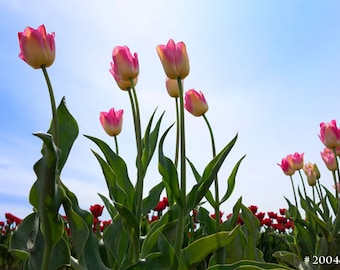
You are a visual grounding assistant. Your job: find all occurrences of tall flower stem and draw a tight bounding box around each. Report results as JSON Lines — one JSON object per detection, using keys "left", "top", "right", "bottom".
{"left": 332, "top": 148, "right": 340, "bottom": 200}
{"left": 174, "top": 77, "right": 186, "bottom": 257}
{"left": 128, "top": 80, "right": 143, "bottom": 262}
{"left": 174, "top": 97, "right": 180, "bottom": 168}
{"left": 298, "top": 170, "right": 308, "bottom": 199}
{"left": 290, "top": 175, "right": 298, "bottom": 209}
{"left": 41, "top": 65, "right": 59, "bottom": 147}
{"left": 203, "top": 114, "right": 220, "bottom": 231}
{"left": 114, "top": 136, "right": 119, "bottom": 155}
{"left": 40, "top": 65, "right": 59, "bottom": 269}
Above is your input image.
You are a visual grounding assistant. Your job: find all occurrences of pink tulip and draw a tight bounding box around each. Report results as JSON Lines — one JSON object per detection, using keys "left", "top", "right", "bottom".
{"left": 156, "top": 39, "right": 190, "bottom": 80}
{"left": 319, "top": 120, "right": 340, "bottom": 148}
{"left": 303, "top": 162, "right": 318, "bottom": 186}
{"left": 184, "top": 89, "right": 208, "bottom": 117}
{"left": 286, "top": 152, "right": 304, "bottom": 170}
{"left": 18, "top": 24, "right": 56, "bottom": 69}
{"left": 109, "top": 62, "right": 138, "bottom": 90}
{"left": 165, "top": 78, "right": 181, "bottom": 98}
{"left": 100, "top": 108, "right": 124, "bottom": 136}
{"left": 110, "top": 46, "right": 139, "bottom": 81}
{"left": 321, "top": 148, "right": 337, "bottom": 171}
{"left": 278, "top": 157, "right": 295, "bottom": 176}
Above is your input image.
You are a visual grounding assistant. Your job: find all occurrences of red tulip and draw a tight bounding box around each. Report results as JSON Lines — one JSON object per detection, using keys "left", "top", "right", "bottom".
{"left": 18, "top": 24, "right": 55, "bottom": 69}
{"left": 90, "top": 204, "right": 104, "bottom": 218}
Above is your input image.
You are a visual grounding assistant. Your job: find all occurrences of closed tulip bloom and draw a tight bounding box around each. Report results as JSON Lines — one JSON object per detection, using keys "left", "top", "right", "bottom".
{"left": 18, "top": 25, "right": 55, "bottom": 69}
{"left": 156, "top": 39, "right": 190, "bottom": 80}
{"left": 303, "top": 162, "right": 317, "bottom": 186}
{"left": 165, "top": 78, "right": 181, "bottom": 98}
{"left": 111, "top": 46, "right": 139, "bottom": 81}
{"left": 278, "top": 157, "right": 295, "bottom": 176}
{"left": 100, "top": 108, "right": 124, "bottom": 136}
{"left": 286, "top": 152, "right": 304, "bottom": 170}
{"left": 109, "top": 63, "right": 137, "bottom": 90}
{"left": 321, "top": 148, "right": 337, "bottom": 171}
{"left": 319, "top": 120, "right": 340, "bottom": 148}
{"left": 184, "top": 89, "right": 208, "bottom": 117}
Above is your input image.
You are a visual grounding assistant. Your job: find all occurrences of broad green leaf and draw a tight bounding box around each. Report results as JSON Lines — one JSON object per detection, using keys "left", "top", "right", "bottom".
{"left": 187, "top": 158, "right": 215, "bottom": 208}
{"left": 98, "top": 193, "right": 117, "bottom": 220}
{"left": 220, "top": 155, "right": 246, "bottom": 204}
{"left": 179, "top": 226, "right": 240, "bottom": 270}
{"left": 197, "top": 207, "right": 216, "bottom": 235}
{"left": 48, "top": 97, "right": 79, "bottom": 172}
{"left": 207, "top": 259, "right": 291, "bottom": 269}
{"left": 272, "top": 251, "right": 304, "bottom": 269}
{"left": 323, "top": 185, "right": 338, "bottom": 216}
{"left": 92, "top": 150, "right": 129, "bottom": 207}
{"left": 85, "top": 135, "right": 135, "bottom": 207}
{"left": 186, "top": 134, "right": 238, "bottom": 213}
{"left": 142, "top": 182, "right": 164, "bottom": 215}
{"left": 141, "top": 109, "right": 164, "bottom": 176}
{"left": 157, "top": 232, "right": 178, "bottom": 268}
{"left": 61, "top": 183, "right": 110, "bottom": 269}
{"left": 158, "top": 124, "right": 181, "bottom": 206}
{"left": 127, "top": 252, "right": 175, "bottom": 270}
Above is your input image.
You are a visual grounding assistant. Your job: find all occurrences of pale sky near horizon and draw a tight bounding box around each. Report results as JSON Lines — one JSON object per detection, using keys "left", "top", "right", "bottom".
{"left": 1, "top": 0, "right": 340, "bottom": 221}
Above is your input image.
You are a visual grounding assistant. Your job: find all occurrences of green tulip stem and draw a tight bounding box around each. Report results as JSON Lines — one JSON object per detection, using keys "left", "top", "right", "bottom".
{"left": 41, "top": 65, "right": 59, "bottom": 147}
{"left": 290, "top": 175, "right": 298, "bottom": 209}
{"left": 203, "top": 114, "right": 220, "bottom": 231}
{"left": 128, "top": 79, "right": 143, "bottom": 262}
{"left": 174, "top": 77, "right": 186, "bottom": 258}
{"left": 298, "top": 169, "right": 307, "bottom": 200}
{"left": 332, "top": 148, "right": 340, "bottom": 200}
{"left": 174, "top": 97, "right": 180, "bottom": 168}
{"left": 114, "top": 135, "right": 119, "bottom": 155}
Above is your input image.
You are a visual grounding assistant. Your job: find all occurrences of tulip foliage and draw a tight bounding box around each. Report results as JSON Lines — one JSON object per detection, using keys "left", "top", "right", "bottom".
{"left": 7, "top": 24, "right": 340, "bottom": 270}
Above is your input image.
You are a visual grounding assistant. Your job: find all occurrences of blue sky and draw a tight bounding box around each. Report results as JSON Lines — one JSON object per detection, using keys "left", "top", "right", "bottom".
{"left": 1, "top": 0, "right": 340, "bottom": 220}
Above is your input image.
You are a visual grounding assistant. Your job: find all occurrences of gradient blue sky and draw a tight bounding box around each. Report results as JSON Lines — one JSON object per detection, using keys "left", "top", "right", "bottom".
{"left": 1, "top": 1, "right": 340, "bottom": 220}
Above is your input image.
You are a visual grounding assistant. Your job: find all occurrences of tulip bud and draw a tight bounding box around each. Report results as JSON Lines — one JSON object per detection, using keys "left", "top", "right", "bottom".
{"left": 303, "top": 162, "right": 317, "bottom": 186}
{"left": 18, "top": 25, "right": 56, "bottom": 69}
{"left": 165, "top": 78, "right": 181, "bottom": 98}
{"left": 286, "top": 152, "right": 304, "bottom": 170}
{"left": 109, "top": 63, "right": 137, "bottom": 90}
{"left": 184, "top": 89, "right": 208, "bottom": 117}
{"left": 319, "top": 120, "right": 340, "bottom": 148}
{"left": 320, "top": 148, "right": 337, "bottom": 171}
{"left": 278, "top": 157, "right": 295, "bottom": 176}
{"left": 156, "top": 39, "right": 190, "bottom": 80}
{"left": 100, "top": 108, "right": 124, "bottom": 136}
{"left": 110, "top": 46, "right": 139, "bottom": 81}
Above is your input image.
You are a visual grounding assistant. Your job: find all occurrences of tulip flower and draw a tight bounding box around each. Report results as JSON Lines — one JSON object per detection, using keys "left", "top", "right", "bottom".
{"left": 156, "top": 39, "right": 190, "bottom": 80}
{"left": 184, "top": 89, "right": 209, "bottom": 117}
{"left": 99, "top": 108, "right": 124, "bottom": 136}
{"left": 109, "top": 63, "right": 138, "bottom": 90}
{"left": 165, "top": 78, "right": 181, "bottom": 98}
{"left": 303, "top": 162, "right": 318, "bottom": 186}
{"left": 319, "top": 120, "right": 340, "bottom": 148}
{"left": 110, "top": 46, "right": 139, "bottom": 81}
{"left": 321, "top": 148, "right": 337, "bottom": 171}
{"left": 18, "top": 24, "right": 55, "bottom": 69}
{"left": 286, "top": 152, "right": 304, "bottom": 170}
{"left": 90, "top": 204, "right": 104, "bottom": 218}
{"left": 278, "top": 157, "right": 295, "bottom": 176}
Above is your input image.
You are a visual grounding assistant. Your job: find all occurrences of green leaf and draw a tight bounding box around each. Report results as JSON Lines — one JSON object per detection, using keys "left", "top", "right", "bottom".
{"left": 48, "top": 97, "right": 79, "bottom": 172}
{"left": 272, "top": 251, "right": 304, "bottom": 269}
{"left": 187, "top": 158, "right": 215, "bottom": 208}
{"left": 207, "top": 259, "right": 292, "bottom": 269}
{"left": 158, "top": 124, "right": 181, "bottom": 206}
{"left": 85, "top": 135, "right": 135, "bottom": 209}
{"left": 61, "top": 183, "right": 110, "bottom": 269}
{"left": 323, "top": 185, "right": 338, "bottom": 215}
{"left": 186, "top": 134, "right": 238, "bottom": 213}
{"left": 98, "top": 193, "right": 117, "bottom": 220}
{"left": 179, "top": 226, "right": 240, "bottom": 270}
{"left": 220, "top": 155, "right": 246, "bottom": 204}
{"left": 92, "top": 150, "right": 129, "bottom": 207}
{"left": 141, "top": 109, "right": 164, "bottom": 176}
{"left": 142, "top": 182, "right": 164, "bottom": 215}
